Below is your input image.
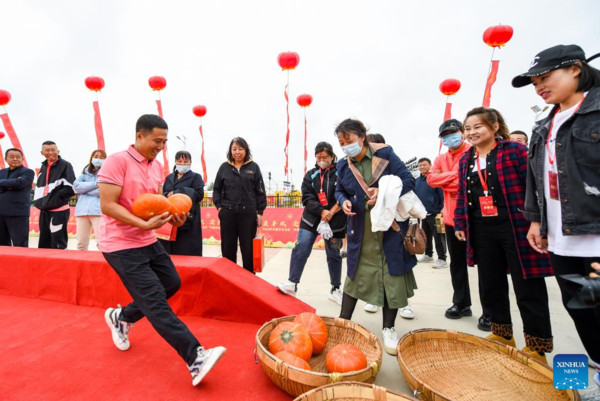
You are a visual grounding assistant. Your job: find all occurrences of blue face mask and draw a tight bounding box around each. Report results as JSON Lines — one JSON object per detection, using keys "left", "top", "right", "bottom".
{"left": 91, "top": 158, "right": 104, "bottom": 168}
{"left": 341, "top": 140, "right": 363, "bottom": 158}
{"left": 175, "top": 165, "right": 191, "bottom": 174}
{"left": 441, "top": 133, "right": 463, "bottom": 149}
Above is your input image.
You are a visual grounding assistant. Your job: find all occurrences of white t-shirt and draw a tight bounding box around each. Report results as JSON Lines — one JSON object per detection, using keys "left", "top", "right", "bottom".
{"left": 543, "top": 97, "right": 600, "bottom": 256}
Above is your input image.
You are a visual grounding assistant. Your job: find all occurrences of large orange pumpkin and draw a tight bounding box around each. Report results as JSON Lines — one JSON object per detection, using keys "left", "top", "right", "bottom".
{"left": 293, "top": 312, "right": 328, "bottom": 355}
{"left": 131, "top": 194, "right": 171, "bottom": 220}
{"left": 326, "top": 343, "right": 367, "bottom": 373}
{"left": 168, "top": 193, "right": 192, "bottom": 215}
{"left": 275, "top": 351, "right": 312, "bottom": 371}
{"left": 268, "top": 322, "right": 313, "bottom": 362}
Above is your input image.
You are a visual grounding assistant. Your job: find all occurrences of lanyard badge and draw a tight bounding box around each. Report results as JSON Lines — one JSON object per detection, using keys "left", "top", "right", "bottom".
{"left": 318, "top": 167, "right": 330, "bottom": 206}
{"left": 475, "top": 146, "right": 498, "bottom": 217}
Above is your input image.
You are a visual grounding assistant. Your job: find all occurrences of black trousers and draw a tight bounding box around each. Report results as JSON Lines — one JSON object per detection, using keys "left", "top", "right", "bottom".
{"left": 550, "top": 252, "right": 600, "bottom": 363}
{"left": 38, "top": 209, "right": 70, "bottom": 249}
{"left": 0, "top": 215, "right": 29, "bottom": 247}
{"left": 423, "top": 214, "right": 446, "bottom": 260}
{"left": 471, "top": 219, "right": 552, "bottom": 339}
{"left": 445, "top": 224, "right": 471, "bottom": 308}
{"left": 103, "top": 242, "right": 201, "bottom": 365}
{"left": 219, "top": 208, "right": 257, "bottom": 273}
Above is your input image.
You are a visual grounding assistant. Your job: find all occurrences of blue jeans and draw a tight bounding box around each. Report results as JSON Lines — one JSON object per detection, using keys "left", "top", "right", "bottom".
{"left": 289, "top": 228, "right": 342, "bottom": 287}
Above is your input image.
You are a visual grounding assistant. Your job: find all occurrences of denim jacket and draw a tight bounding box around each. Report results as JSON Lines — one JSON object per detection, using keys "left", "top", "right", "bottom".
{"left": 74, "top": 167, "right": 101, "bottom": 216}
{"left": 524, "top": 87, "right": 600, "bottom": 236}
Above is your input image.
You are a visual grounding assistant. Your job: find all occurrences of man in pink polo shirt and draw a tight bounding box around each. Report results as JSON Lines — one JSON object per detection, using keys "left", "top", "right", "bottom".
{"left": 98, "top": 115, "right": 225, "bottom": 386}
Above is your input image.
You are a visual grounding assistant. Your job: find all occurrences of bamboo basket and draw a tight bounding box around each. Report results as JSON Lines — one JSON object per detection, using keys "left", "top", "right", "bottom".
{"left": 294, "top": 381, "right": 417, "bottom": 401}
{"left": 256, "top": 315, "right": 383, "bottom": 398}
{"left": 396, "top": 329, "right": 581, "bottom": 401}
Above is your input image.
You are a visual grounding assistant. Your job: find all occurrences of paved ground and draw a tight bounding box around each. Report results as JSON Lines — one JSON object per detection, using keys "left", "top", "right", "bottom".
{"left": 28, "top": 237, "right": 598, "bottom": 396}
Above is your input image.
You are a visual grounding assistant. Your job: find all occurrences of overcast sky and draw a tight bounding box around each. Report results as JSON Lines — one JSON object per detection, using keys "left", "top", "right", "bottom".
{"left": 1, "top": 0, "right": 599, "bottom": 189}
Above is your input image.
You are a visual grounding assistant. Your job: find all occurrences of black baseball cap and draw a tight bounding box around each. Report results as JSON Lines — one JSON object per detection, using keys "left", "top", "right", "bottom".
{"left": 512, "top": 45, "right": 588, "bottom": 88}
{"left": 439, "top": 119, "right": 463, "bottom": 137}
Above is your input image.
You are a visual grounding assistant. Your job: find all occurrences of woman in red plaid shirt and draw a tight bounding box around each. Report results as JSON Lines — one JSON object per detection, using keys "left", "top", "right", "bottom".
{"left": 454, "top": 107, "right": 553, "bottom": 365}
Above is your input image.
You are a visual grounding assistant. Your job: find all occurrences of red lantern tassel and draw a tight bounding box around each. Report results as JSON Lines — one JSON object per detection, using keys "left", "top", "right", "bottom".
{"left": 303, "top": 110, "right": 308, "bottom": 175}
{"left": 199, "top": 124, "right": 208, "bottom": 185}
{"left": 0, "top": 113, "right": 27, "bottom": 167}
{"left": 93, "top": 101, "right": 105, "bottom": 151}
{"left": 283, "top": 82, "right": 290, "bottom": 176}
{"left": 155, "top": 99, "right": 170, "bottom": 177}
{"left": 0, "top": 143, "right": 5, "bottom": 169}
{"left": 482, "top": 60, "right": 500, "bottom": 108}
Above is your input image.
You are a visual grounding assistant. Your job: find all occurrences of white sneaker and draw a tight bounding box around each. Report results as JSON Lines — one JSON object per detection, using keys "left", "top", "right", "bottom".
{"left": 328, "top": 288, "right": 343, "bottom": 305}
{"left": 276, "top": 281, "right": 297, "bottom": 296}
{"left": 104, "top": 306, "right": 132, "bottom": 351}
{"left": 364, "top": 303, "right": 378, "bottom": 313}
{"left": 400, "top": 304, "right": 414, "bottom": 319}
{"left": 189, "top": 346, "right": 227, "bottom": 386}
{"left": 382, "top": 327, "right": 399, "bottom": 355}
{"left": 433, "top": 259, "right": 448, "bottom": 269}
{"left": 418, "top": 255, "right": 434, "bottom": 263}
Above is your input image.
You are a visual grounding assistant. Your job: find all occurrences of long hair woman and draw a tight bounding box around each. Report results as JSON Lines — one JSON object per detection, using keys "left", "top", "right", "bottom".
{"left": 335, "top": 118, "right": 417, "bottom": 355}
{"left": 513, "top": 45, "right": 600, "bottom": 385}
{"left": 73, "top": 149, "right": 106, "bottom": 250}
{"left": 213, "top": 137, "right": 267, "bottom": 273}
{"left": 454, "top": 107, "right": 553, "bottom": 364}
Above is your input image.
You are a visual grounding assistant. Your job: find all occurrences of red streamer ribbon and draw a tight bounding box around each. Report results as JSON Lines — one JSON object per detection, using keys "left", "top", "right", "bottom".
{"left": 0, "top": 143, "right": 5, "bottom": 169}
{"left": 93, "top": 101, "right": 105, "bottom": 151}
{"left": 0, "top": 113, "right": 28, "bottom": 167}
{"left": 482, "top": 60, "right": 500, "bottom": 108}
{"left": 155, "top": 99, "right": 170, "bottom": 177}
{"left": 199, "top": 124, "right": 208, "bottom": 184}
{"left": 303, "top": 110, "right": 308, "bottom": 175}
{"left": 283, "top": 83, "right": 290, "bottom": 176}
{"left": 444, "top": 102, "right": 452, "bottom": 121}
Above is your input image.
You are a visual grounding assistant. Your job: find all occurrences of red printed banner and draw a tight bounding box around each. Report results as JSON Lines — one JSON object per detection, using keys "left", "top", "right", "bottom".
{"left": 482, "top": 60, "right": 500, "bottom": 108}
{"left": 0, "top": 113, "right": 28, "bottom": 167}
{"left": 0, "top": 143, "right": 5, "bottom": 169}
{"left": 93, "top": 101, "right": 105, "bottom": 151}
{"left": 444, "top": 102, "right": 452, "bottom": 121}
{"left": 199, "top": 125, "right": 208, "bottom": 184}
{"left": 156, "top": 99, "right": 170, "bottom": 177}
{"left": 283, "top": 84, "right": 290, "bottom": 176}
{"left": 28, "top": 207, "right": 324, "bottom": 249}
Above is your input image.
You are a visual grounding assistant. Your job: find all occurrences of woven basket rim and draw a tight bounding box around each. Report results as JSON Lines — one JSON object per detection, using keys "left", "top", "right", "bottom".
{"left": 256, "top": 315, "right": 383, "bottom": 379}
{"left": 293, "top": 381, "right": 417, "bottom": 401}
{"left": 395, "top": 328, "right": 580, "bottom": 401}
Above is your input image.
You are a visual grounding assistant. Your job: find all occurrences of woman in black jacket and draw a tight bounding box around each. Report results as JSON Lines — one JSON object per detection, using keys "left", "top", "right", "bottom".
{"left": 513, "top": 44, "right": 600, "bottom": 383}
{"left": 159, "top": 151, "right": 204, "bottom": 256}
{"left": 277, "top": 142, "right": 346, "bottom": 304}
{"left": 213, "top": 137, "right": 267, "bottom": 273}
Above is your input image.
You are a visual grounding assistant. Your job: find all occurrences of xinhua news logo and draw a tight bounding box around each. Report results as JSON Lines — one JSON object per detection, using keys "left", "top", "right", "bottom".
{"left": 553, "top": 354, "right": 588, "bottom": 390}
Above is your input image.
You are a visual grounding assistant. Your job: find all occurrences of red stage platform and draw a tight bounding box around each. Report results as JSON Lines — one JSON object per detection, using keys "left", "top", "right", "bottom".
{"left": 0, "top": 246, "right": 314, "bottom": 400}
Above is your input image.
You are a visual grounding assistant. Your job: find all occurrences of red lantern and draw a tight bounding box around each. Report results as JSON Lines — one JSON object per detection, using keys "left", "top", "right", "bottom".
{"left": 0, "top": 132, "right": 5, "bottom": 139}
{"left": 439, "top": 79, "right": 461, "bottom": 96}
{"left": 483, "top": 25, "right": 514, "bottom": 48}
{"left": 85, "top": 76, "right": 105, "bottom": 92}
{"left": 0, "top": 90, "right": 11, "bottom": 106}
{"left": 278, "top": 52, "right": 300, "bottom": 71}
{"left": 297, "top": 94, "right": 313, "bottom": 108}
{"left": 148, "top": 76, "right": 167, "bottom": 91}
{"left": 193, "top": 105, "right": 207, "bottom": 117}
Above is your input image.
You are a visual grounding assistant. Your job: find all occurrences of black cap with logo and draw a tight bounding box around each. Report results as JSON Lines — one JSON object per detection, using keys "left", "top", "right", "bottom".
{"left": 438, "top": 119, "right": 463, "bottom": 137}
{"left": 512, "top": 44, "right": 600, "bottom": 88}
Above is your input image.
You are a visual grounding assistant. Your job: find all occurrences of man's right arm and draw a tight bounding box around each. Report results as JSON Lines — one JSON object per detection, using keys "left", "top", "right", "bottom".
{"left": 99, "top": 183, "right": 169, "bottom": 230}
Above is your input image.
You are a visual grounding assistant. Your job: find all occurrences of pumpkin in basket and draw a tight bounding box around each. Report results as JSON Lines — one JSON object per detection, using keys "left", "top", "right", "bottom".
{"left": 293, "top": 312, "right": 328, "bottom": 355}
{"left": 168, "top": 193, "right": 192, "bottom": 215}
{"left": 275, "top": 351, "right": 312, "bottom": 371}
{"left": 269, "top": 322, "right": 313, "bottom": 362}
{"left": 326, "top": 343, "right": 367, "bottom": 373}
{"left": 131, "top": 193, "right": 171, "bottom": 220}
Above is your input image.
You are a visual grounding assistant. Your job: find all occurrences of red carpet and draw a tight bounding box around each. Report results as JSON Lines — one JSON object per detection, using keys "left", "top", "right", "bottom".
{"left": 0, "top": 294, "right": 293, "bottom": 400}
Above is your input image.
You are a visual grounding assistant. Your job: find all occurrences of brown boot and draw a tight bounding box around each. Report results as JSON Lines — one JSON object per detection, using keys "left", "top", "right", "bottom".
{"left": 487, "top": 323, "right": 516, "bottom": 347}
{"left": 523, "top": 334, "right": 553, "bottom": 366}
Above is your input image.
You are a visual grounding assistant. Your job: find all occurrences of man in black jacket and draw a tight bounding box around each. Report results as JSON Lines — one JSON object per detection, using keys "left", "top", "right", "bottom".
{"left": 33, "top": 141, "right": 76, "bottom": 249}
{"left": 0, "top": 148, "right": 35, "bottom": 247}
{"left": 414, "top": 157, "right": 447, "bottom": 268}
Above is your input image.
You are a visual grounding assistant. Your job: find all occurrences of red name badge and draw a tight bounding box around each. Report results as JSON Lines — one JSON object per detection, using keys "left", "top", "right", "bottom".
{"left": 479, "top": 196, "right": 498, "bottom": 217}
{"left": 548, "top": 171, "right": 559, "bottom": 200}
{"left": 318, "top": 192, "right": 328, "bottom": 206}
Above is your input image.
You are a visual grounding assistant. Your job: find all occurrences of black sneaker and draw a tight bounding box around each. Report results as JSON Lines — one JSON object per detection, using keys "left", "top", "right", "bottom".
{"left": 444, "top": 304, "right": 472, "bottom": 320}
{"left": 478, "top": 315, "right": 492, "bottom": 332}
